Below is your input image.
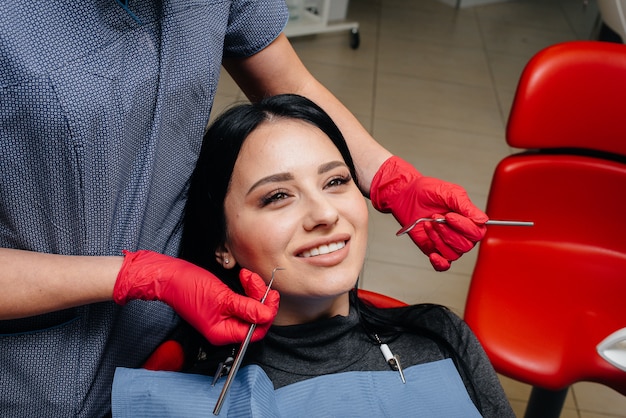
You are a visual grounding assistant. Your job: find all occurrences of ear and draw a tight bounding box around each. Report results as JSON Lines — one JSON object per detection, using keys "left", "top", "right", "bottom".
{"left": 215, "top": 245, "right": 236, "bottom": 269}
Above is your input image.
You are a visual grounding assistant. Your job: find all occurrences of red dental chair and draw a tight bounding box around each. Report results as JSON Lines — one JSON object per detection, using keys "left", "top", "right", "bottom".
{"left": 464, "top": 41, "right": 626, "bottom": 417}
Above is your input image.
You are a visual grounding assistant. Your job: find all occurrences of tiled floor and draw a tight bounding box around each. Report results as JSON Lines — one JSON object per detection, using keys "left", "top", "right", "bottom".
{"left": 212, "top": 0, "right": 626, "bottom": 416}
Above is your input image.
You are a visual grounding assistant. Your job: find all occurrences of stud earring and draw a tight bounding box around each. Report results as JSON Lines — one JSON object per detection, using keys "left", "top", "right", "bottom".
{"left": 224, "top": 259, "right": 230, "bottom": 265}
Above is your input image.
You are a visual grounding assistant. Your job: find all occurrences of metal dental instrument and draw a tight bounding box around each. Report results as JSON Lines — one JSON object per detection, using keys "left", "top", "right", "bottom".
{"left": 213, "top": 267, "right": 284, "bottom": 415}
{"left": 211, "top": 355, "right": 234, "bottom": 387}
{"left": 380, "top": 343, "right": 406, "bottom": 384}
{"left": 396, "top": 218, "right": 534, "bottom": 237}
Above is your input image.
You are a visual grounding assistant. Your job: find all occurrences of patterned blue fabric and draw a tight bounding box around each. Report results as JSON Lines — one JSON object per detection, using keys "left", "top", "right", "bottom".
{"left": 0, "top": 1, "right": 288, "bottom": 416}
{"left": 111, "top": 360, "right": 482, "bottom": 417}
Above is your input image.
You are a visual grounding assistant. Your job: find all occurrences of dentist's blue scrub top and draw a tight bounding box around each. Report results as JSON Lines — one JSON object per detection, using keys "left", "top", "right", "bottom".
{"left": 0, "top": 1, "right": 288, "bottom": 416}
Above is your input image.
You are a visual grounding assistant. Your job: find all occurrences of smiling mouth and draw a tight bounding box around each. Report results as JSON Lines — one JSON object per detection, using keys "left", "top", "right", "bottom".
{"left": 299, "top": 241, "right": 346, "bottom": 258}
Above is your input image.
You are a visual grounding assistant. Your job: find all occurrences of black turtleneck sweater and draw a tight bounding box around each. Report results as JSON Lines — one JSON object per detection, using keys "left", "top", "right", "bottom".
{"left": 247, "top": 304, "right": 514, "bottom": 417}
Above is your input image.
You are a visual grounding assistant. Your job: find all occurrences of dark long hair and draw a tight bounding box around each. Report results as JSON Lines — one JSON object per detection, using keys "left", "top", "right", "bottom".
{"left": 180, "top": 94, "right": 358, "bottom": 292}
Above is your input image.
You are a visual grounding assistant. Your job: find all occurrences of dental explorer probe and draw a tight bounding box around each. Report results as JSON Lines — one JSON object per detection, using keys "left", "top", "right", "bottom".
{"left": 396, "top": 218, "right": 534, "bottom": 237}
{"left": 213, "top": 267, "right": 284, "bottom": 415}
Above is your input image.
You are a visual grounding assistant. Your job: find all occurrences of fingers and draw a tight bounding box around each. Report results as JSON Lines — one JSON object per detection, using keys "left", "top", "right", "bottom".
{"left": 238, "top": 268, "right": 267, "bottom": 300}
{"left": 202, "top": 291, "right": 278, "bottom": 345}
{"left": 440, "top": 182, "right": 489, "bottom": 224}
{"left": 429, "top": 253, "right": 451, "bottom": 272}
{"left": 444, "top": 212, "right": 487, "bottom": 242}
{"left": 232, "top": 268, "right": 279, "bottom": 340}
{"left": 203, "top": 313, "right": 274, "bottom": 346}
{"left": 407, "top": 225, "right": 436, "bottom": 257}
{"left": 422, "top": 221, "right": 461, "bottom": 262}
{"left": 410, "top": 213, "right": 487, "bottom": 271}
{"left": 227, "top": 288, "right": 279, "bottom": 325}
{"left": 249, "top": 286, "right": 280, "bottom": 341}
{"left": 251, "top": 321, "right": 273, "bottom": 342}
{"left": 427, "top": 213, "right": 485, "bottom": 252}
{"left": 198, "top": 269, "right": 280, "bottom": 346}
{"left": 406, "top": 223, "right": 455, "bottom": 272}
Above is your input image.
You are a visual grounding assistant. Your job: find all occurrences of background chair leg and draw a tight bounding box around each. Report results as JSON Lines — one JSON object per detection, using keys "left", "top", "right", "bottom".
{"left": 524, "top": 386, "right": 569, "bottom": 418}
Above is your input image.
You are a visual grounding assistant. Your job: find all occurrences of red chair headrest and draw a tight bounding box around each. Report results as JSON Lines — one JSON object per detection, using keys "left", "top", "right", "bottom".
{"left": 507, "top": 41, "right": 626, "bottom": 157}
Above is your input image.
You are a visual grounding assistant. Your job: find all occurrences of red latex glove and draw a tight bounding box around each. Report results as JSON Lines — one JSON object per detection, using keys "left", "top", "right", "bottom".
{"left": 370, "top": 156, "right": 488, "bottom": 271}
{"left": 113, "top": 250, "right": 279, "bottom": 346}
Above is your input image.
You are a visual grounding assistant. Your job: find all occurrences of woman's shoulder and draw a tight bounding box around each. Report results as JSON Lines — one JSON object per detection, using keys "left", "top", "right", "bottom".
{"left": 367, "top": 302, "right": 470, "bottom": 339}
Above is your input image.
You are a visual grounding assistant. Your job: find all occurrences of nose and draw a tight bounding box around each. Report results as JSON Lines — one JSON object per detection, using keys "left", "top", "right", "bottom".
{"left": 302, "top": 193, "right": 340, "bottom": 231}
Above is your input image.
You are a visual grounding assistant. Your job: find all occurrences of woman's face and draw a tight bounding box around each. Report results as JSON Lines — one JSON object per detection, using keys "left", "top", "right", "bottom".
{"left": 221, "top": 118, "right": 368, "bottom": 325}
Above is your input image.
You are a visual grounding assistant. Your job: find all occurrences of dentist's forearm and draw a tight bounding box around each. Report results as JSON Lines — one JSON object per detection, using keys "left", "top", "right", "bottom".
{"left": 0, "top": 248, "right": 122, "bottom": 319}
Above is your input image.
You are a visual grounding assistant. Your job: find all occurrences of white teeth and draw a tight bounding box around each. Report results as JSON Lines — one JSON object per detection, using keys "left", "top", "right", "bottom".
{"left": 300, "top": 241, "right": 345, "bottom": 258}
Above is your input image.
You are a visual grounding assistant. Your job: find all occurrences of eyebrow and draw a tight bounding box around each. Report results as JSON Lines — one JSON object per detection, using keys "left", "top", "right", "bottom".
{"left": 318, "top": 160, "right": 347, "bottom": 174}
{"left": 246, "top": 160, "right": 348, "bottom": 196}
{"left": 247, "top": 173, "right": 294, "bottom": 196}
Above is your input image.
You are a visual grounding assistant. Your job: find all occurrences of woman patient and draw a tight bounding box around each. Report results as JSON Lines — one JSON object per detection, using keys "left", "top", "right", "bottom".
{"left": 113, "top": 94, "right": 513, "bottom": 416}
{"left": 171, "top": 94, "right": 514, "bottom": 416}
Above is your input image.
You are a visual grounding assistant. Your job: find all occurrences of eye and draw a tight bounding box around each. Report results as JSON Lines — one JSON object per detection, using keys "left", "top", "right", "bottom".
{"left": 325, "top": 174, "right": 352, "bottom": 189}
{"left": 260, "top": 189, "right": 291, "bottom": 207}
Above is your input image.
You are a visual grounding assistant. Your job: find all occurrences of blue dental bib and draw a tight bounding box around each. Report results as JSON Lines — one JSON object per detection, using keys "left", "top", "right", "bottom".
{"left": 112, "top": 359, "right": 482, "bottom": 417}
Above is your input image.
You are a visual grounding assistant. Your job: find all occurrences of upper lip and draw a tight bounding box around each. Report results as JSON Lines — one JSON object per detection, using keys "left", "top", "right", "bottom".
{"left": 294, "top": 234, "right": 351, "bottom": 257}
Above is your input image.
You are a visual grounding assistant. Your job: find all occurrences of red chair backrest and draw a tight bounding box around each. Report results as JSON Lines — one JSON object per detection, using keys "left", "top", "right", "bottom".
{"left": 357, "top": 288, "right": 407, "bottom": 308}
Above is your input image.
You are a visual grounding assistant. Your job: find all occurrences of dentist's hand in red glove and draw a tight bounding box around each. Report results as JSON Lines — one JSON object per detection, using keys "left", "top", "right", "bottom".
{"left": 370, "top": 156, "right": 488, "bottom": 271}
{"left": 113, "top": 250, "right": 279, "bottom": 345}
